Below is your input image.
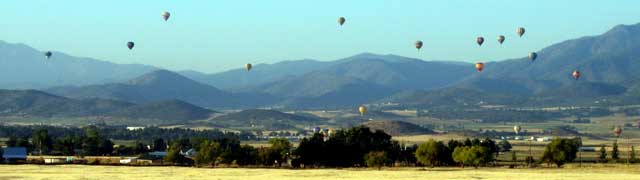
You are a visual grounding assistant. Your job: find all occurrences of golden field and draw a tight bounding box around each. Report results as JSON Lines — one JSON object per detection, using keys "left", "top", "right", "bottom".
{"left": 0, "top": 165, "right": 639, "bottom": 180}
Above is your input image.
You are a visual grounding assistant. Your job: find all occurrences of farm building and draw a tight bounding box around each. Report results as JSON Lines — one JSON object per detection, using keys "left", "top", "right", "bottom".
{"left": 2, "top": 147, "right": 27, "bottom": 163}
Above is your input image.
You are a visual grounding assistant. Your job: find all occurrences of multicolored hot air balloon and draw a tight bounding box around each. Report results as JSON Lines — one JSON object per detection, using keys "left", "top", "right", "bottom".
{"left": 44, "top": 51, "right": 52, "bottom": 59}
{"left": 614, "top": 126, "right": 622, "bottom": 137}
{"left": 245, "top": 63, "right": 252, "bottom": 71}
{"left": 572, "top": 70, "right": 581, "bottom": 80}
{"left": 517, "top": 27, "right": 526, "bottom": 37}
{"left": 338, "top": 17, "right": 346, "bottom": 26}
{"left": 476, "top": 37, "right": 485, "bottom": 46}
{"left": 528, "top": 52, "right": 537, "bottom": 61}
{"left": 475, "top": 62, "right": 484, "bottom": 72}
{"left": 358, "top": 105, "right": 367, "bottom": 116}
{"left": 514, "top": 125, "right": 522, "bottom": 135}
{"left": 415, "top": 40, "right": 423, "bottom": 50}
{"left": 497, "top": 35, "right": 505, "bottom": 44}
{"left": 162, "top": 11, "right": 171, "bottom": 21}
{"left": 127, "top": 42, "right": 135, "bottom": 50}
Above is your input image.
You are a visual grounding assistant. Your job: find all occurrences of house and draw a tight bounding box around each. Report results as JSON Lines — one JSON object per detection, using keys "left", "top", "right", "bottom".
{"left": 536, "top": 137, "right": 552, "bottom": 142}
{"left": 126, "top": 127, "right": 145, "bottom": 131}
{"left": 44, "top": 158, "right": 66, "bottom": 164}
{"left": 2, "top": 147, "right": 27, "bottom": 163}
{"left": 120, "top": 157, "right": 138, "bottom": 164}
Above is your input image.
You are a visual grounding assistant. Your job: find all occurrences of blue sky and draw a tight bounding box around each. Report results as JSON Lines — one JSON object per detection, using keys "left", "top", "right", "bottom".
{"left": 1, "top": 0, "right": 639, "bottom": 73}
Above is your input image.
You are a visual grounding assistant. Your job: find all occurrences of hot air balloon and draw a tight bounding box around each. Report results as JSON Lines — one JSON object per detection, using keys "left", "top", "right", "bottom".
{"left": 328, "top": 129, "right": 335, "bottom": 137}
{"left": 614, "top": 126, "right": 622, "bottom": 137}
{"left": 162, "top": 11, "right": 171, "bottom": 21}
{"left": 415, "top": 41, "right": 423, "bottom": 50}
{"left": 44, "top": 51, "right": 52, "bottom": 59}
{"left": 528, "top": 52, "right": 537, "bottom": 61}
{"left": 476, "top": 37, "right": 485, "bottom": 46}
{"left": 497, "top": 35, "right": 505, "bottom": 44}
{"left": 313, "top": 127, "right": 321, "bottom": 133}
{"left": 572, "top": 70, "right": 580, "bottom": 80}
{"left": 475, "top": 62, "right": 484, "bottom": 72}
{"left": 245, "top": 63, "right": 252, "bottom": 71}
{"left": 358, "top": 106, "right": 367, "bottom": 116}
{"left": 127, "top": 42, "right": 135, "bottom": 50}
{"left": 338, "top": 17, "right": 346, "bottom": 26}
{"left": 514, "top": 125, "right": 522, "bottom": 135}
{"left": 517, "top": 27, "right": 526, "bottom": 37}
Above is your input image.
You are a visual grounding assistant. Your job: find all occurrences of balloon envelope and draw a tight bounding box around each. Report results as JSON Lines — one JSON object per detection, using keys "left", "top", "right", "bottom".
{"left": 338, "top": 17, "right": 346, "bottom": 26}
{"left": 245, "top": 63, "right": 252, "bottom": 71}
{"left": 476, "top": 37, "right": 485, "bottom": 46}
{"left": 44, "top": 51, "right": 52, "bottom": 59}
{"left": 497, "top": 35, "right": 505, "bottom": 44}
{"left": 162, "top": 11, "right": 170, "bottom": 21}
{"left": 572, "top": 70, "right": 580, "bottom": 80}
{"left": 127, "top": 42, "right": 135, "bottom": 50}
{"left": 614, "top": 126, "right": 622, "bottom": 137}
{"left": 475, "top": 62, "right": 484, "bottom": 72}
{"left": 358, "top": 106, "right": 367, "bottom": 116}
{"left": 528, "top": 52, "right": 537, "bottom": 61}
{"left": 415, "top": 41, "right": 423, "bottom": 50}
{"left": 517, "top": 27, "right": 526, "bottom": 37}
{"left": 514, "top": 125, "right": 521, "bottom": 134}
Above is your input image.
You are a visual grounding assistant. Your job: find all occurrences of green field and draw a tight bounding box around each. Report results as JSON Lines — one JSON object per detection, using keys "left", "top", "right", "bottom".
{"left": 0, "top": 165, "right": 639, "bottom": 180}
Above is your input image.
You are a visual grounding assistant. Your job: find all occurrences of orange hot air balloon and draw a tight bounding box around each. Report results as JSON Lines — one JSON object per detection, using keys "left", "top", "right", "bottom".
{"left": 614, "top": 126, "right": 622, "bottom": 137}
{"left": 475, "top": 62, "right": 484, "bottom": 72}
{"left": 572, "top": 70, "right": 580, "bottom": 80}
{"left": 415, "top": 41, "right": 423, "bottom": 50}
{"left": 476, "top": 37, "right": 485, "bottom": 46}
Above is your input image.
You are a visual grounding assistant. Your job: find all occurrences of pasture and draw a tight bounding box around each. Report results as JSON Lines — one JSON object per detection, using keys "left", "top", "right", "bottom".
{"left": 0, "top": 165, "right": 639, "bottom": 180}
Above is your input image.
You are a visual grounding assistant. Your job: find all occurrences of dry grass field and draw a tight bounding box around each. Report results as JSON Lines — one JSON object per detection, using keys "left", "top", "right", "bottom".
{"left": 0, "top": 165, "right": 639, "bottom": 180}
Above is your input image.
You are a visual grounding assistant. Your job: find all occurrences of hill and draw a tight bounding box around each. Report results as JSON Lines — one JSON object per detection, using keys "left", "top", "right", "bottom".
{"left": 211, "top": 109, "right": 324, "bottom": 130}
{"left": 47, "top": 70, "right": 280, "bottom": 108}
{"left": 0, "top": 40, "right": 157, "bottom": 89}
{"left": 0, "top": 89, "right": 212, "bottom": 121}
{"left": 361, "top": 120, "right": 434, "bottom": 136}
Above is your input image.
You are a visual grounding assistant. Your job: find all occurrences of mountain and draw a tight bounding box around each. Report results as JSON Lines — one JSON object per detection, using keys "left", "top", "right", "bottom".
{"left": 0, "top": 40, "right": 157, "bottom": 89}
{"left": 180, "top": 59, "right": 338, "bottom": 90}
{"left": 109, "top": 100, "right": 214, "bottom": 121}
{"left": 361, "top": 120, "right": 434, "bottom": 136}
{"left": 383, "top": 88, "right": 529, "bottom": 107}
{"left": 0, "top": 89, "right": 211, "bottom": 121}
{"left": 47, "top": 70, "right": 280, "bottom": 108}
{"left": 459, "top": 23, "right": 640, "bottom": 94}
{"left": 211, "top": 109, "right": 324, "bottom": 130}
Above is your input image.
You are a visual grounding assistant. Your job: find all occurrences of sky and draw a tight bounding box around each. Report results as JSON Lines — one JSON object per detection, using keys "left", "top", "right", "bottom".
{"left": 1, "top": 0, "right": 639, "bottom": 73}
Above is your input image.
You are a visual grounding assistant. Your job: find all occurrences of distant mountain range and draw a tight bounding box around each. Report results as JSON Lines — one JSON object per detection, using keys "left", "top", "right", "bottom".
{"left": 0, "top": 89, "right": 213, "bottom": 121}
{"left": 4, "top": 23, "right": 640, "bottom": 109}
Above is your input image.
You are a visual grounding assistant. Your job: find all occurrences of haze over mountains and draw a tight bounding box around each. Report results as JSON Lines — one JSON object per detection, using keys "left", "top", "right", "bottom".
{"left": 2, "top": 23, "right": 640, "bottom": 110}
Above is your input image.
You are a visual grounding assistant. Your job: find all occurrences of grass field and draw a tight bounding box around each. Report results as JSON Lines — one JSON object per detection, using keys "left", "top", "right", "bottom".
{"left": 0, "top": 165, "right": 639, "bottom": 180}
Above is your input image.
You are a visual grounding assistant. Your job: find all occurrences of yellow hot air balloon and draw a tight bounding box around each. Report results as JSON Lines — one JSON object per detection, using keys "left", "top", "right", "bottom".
{"left": 514, "top": 125, "right": 522, "bottom": 135}
{"left": 245, "top": 63, "right": 252, "bottom": 71}
{"left": 475, "top": 62, "right": 484, "bottom": 72}
{"left": 358, "top": 106, "right": 367, "bottom": 116}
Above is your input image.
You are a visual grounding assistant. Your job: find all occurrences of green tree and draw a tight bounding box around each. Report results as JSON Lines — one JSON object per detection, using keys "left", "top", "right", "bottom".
{"left": 165, "top": 143, "right": 189, "bottom": 165}
{"left": 511, "top": 151, "right": 517, "bottom": 162}
{"left": 541, "top": 138, "right": 581, "bottom": 167}
{"left": 415, "top": 139, "right": 450, "bottom": 167}
{"left": 83, "top": 127, "right": 102, "bottom": 156}
{"left": 153, "top": 138, "right": 167, "bottom": 151}
{"left": 598, "top": 144, "right": 608, "bottom": 163}
{"left": 194, "top": 140, "right": 222, "bottom": 166}
{"left": 612, "top": 140, "right": 619, "bottom": 161}
{"left": 630, "top": 146, "right": 636, "bottom": 163}
{"left": 32, "top": 129, "right": 52, "bottom": 155}
{"left": 6, "top": 136, "right": 17, "bottom": 147}
{"left": 452, "top": 146, "right": 491, "bottom": 168}
{"left": 268, "top": 138, "right": 291, "bottom": 167}
{"left": 364, "top": 151, "right": 388, "bottom": 170}
{"left": 498, "top": 139, "right": 512, "bottom": 152}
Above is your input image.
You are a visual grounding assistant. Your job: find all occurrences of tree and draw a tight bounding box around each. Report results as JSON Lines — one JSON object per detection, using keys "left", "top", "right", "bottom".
{"left": 541, "top": 138, "right": 581, "bottom": 167}
{"left": 498, "top": 139, "right": 512, "bottom": 152}
{"left": 194, "top": 140, "right": 222, "bottom": 166}
{"left": 364, "top": 151, "right": 388, "bottom": 170}
{"left": 612, "top": 140, "right": 619, "bottom": 161}
{"left": 165, "top": 143, "right": 189, "bottom": 165}
{"left": 99, "top": 139, "right": 114, "bottom": 156}
{"left": 153, "top": 138, "right": 167, "bottom": 151}
{"left": 630, "top": 146, "right": 636, "bottom": 163}
{"left": 415, "top": 139, "right": 450, "bottom": 167}
{"left": 511, "top": 151, "right": 517, "bottom": 162}
{"left": 268, "top": 138, "right": 291, "bottom": 167}
{"left": 598, "top": 144, "right": 607, "bottom": 163}
{"left": 32, "top": 129, "right": 52, "bottom": 155}
{"left": 452, "top": 146, "right": 491, "bottom": 168}
{"left": 83, "top": 127, "right": 102, "bottom": 156}
{"left": 6, "top": 136, "right": 17, "bottom": 147}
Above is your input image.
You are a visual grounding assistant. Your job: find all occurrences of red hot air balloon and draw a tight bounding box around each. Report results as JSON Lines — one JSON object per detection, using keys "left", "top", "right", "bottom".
{"left": 476, "top": 37, "right": 485, "bottom": 46}
{"left": 572, "top": 70, "right": 580, "bottom": 80}
{"left": 475, "top": 62, "right": 484, "bottom": 72}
